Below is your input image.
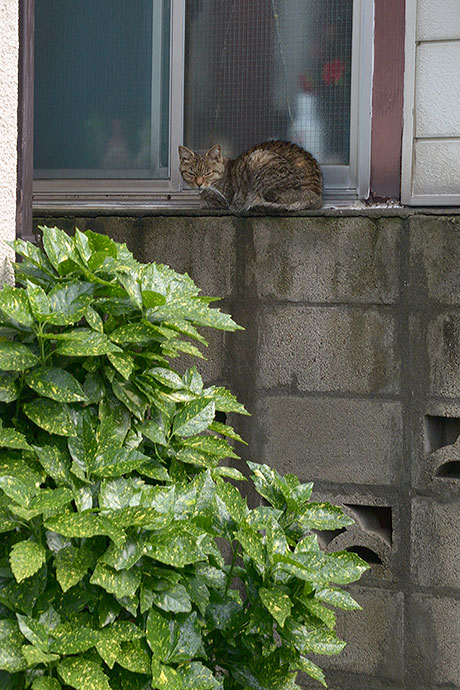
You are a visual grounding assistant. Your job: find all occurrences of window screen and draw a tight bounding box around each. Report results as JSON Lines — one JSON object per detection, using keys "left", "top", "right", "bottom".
{"left": 34, "top": 0, "right": 170, "bottom": 179}
{"left": 184, "top": 0, "right": 353, "bottom": 165}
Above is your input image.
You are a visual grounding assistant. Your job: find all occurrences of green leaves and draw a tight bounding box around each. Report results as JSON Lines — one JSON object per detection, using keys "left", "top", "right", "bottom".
{"left": 9, "top": 540, "right": 46, "bottom": 583}
{"left": 0, "top": 228, "right": 368, "bottom": 690}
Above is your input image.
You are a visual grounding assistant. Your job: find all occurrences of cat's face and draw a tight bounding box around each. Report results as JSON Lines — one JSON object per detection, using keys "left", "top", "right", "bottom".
{"left": 178, "top": 145, "right": 225, "bottom": 189}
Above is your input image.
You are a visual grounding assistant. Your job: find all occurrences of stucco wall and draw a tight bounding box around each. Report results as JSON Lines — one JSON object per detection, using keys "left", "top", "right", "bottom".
{"left": 0, "top": 0, "right": 18, "bottom": 284}
{"left": 34, "top": 208, "right": 460, "bottom": 690}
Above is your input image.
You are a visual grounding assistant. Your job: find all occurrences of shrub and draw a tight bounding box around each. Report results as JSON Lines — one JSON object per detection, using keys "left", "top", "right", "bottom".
{"left": 0, "top": 226, "right": 368, "bottom": 690}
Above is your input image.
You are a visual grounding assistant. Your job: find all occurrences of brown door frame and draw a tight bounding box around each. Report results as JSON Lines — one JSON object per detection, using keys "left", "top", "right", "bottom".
{"left": 16, "top": 0, "right": 35, "bottom": 242}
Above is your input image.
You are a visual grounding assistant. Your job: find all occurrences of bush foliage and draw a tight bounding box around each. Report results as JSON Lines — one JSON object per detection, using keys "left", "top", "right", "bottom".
{"left": 0, "top": 226, "right": 368, "bottom": 690}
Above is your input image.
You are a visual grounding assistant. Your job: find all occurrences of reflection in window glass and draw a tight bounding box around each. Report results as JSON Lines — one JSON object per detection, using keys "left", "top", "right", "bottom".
{"left": 34, "top": 0, "right": 170, "bottom": 179}
{"left": 184, "top": 0, "right": 353, "bottom": 165}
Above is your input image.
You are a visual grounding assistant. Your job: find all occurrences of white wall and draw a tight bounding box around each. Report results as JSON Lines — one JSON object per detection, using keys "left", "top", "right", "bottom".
{"left": 402, "top": 0, "right": 460, "bottom": 204}
{"left": 0, "top": 1, "right": 19, "bottom": 283}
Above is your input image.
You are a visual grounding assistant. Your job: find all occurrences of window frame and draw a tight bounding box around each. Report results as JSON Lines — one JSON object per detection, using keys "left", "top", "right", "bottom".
{"left": 32, "top": 0, "right": 374, "bottom": 211}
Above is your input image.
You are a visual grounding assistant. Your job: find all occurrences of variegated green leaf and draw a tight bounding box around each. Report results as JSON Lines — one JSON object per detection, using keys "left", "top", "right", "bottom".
{"left": 9, "top": 540, "right": 46, "bottom": 583}
{"left": 55, "top": 329, "right": 122, "bottom": 356}
{"left": 259, "top": 586, "right": 291, "bottom": 627}
{"left": 41, "top": 226, "right": 80, "bottom": 272}
{"left": 0, "top": 342, "right": 39, "bottom": 371}
{"left": 146, "top": 608, "right": 170, "bottom": 661}
{"left": 138, "top": 418, "right": 168, "bottom": 446}
{"left": 57, "top": 656, "right": 112, "bottom": 690}
{"left": 22, "top": 644, "right": 60, "bottom": 666}
{"left": 0, "top": 620, "right": 28, "bottom": 672}
{"left": 109, "top": 322, "right": 160, "bottom": 344}
{"left": 144, "top": 526, "right": 206, "bottom": 567}
{"left": 100, "top": 536, "right": 145, "bottom": 571}
{"left": 172, "top": 399, "right": 215, "bottom": 438}
{"left": 0, "top": 286, "right": 34, "bottom": 327}
{"left": 297, "top": 657, "right": 327, "bottom": 687}
{"left": 27, "top": 285, "right": 51, "bottom": 321}
{"left": 205, "top": 386, "right": 250, "bottom": 415}
{"left": 112, "top": 378, "right": 147, "bottom": 420}
{"left": 32, "top": 677, "right": 63, "bottom": 690}
{"left": 85, "top": 305, "right": 104, "bottom": 332}
{"left": 25, "top": 367, "right": 87, "bottom": 402}
{"left": 116, "top": 638, "right": 151, "bottom": 674}
{"left": 148, "top": 367, "right": 184, "bottom": 390}
{"left": 179, "top": 661, "right": 220, "bottom": 690}
{"left": 90, "top": 563, "right": 141, "bottom": 598}
{"left": 108, "top": 352, "right": 134, "bottom": 379}
{"left": 315, "top": 587, "right": 362, "bottom": 611}
{"left": 211, "top": 466, "right": 247, "bottom": 481}
{"left": 0, "top": 475, "right": 33, "bottom": 506}
{"left": 283, "top": 619, "right": 345, "bottom": 656}
{"left": 28, "top": 487, "right": 73, "bottom": 514}
{"left": 0, "top": 374, "right": 18, "bottom": 402}
{"left": 74, "top": 227, "right": 92, "bottom": 262}
{"left": 0, "top": 427, "right": 32, "bottom": 450}
{"left": 208, "top": 420, "right": 246, "bottom": 444}
{"left": 92, "top": 447, "right": 149, "bottom": 478}
{"left": 45, "top": 512, "right": 124, "bottom": 544}
{"left": 297, "top": 502, "right": 355, "bottom": 530}
{"left": 23, "top": 399, "right": 76, "bottom": 436}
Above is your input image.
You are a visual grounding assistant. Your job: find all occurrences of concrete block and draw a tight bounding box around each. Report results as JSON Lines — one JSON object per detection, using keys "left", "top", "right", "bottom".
{"left": 257, "top": 306, "right": 400, "bottom": 394}
{"left": 409, "top": 215, "right": 460, "bottom": 304}
{"left": 255, "top": 396, "right": 402, "bottom": 486}
{"left": 412, "top": 400, "right": 460, "bottom": 491}
{"left": 411, "top": 498, "right": 460, "bottom": 588}
{"left": 313, "top": 587, "right": 404, "bottom": 681}
{"left": 427, "top": 313, "right": 460, "bottom": 397}
{"left": 250, "top": 217, "right": 400, "bottom": 304}
{"left": 298, "top": 672, "right": 404, "bottom": 690}
{"left": 407, "top": 594, "right": 460, "bottom": 687}
{"left": 172, "top": 325, "right": 227, "bottom": 386}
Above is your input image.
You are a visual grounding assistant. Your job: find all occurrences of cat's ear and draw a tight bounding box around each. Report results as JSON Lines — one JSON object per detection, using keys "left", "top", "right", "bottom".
{"left": 178, "top": 145, "right": 194, "bottom": 163}
{"left": 206, "top": 144, "right": 223, "bottom": 163}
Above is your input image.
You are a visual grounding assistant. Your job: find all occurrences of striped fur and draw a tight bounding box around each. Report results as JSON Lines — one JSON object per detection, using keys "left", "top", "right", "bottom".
{"left": 178, "top": 140, "right": 322, "bottom": 213}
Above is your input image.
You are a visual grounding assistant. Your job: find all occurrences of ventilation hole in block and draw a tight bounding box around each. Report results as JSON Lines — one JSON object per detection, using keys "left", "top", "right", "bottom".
{"left": 435, "top": 461, "right": 460, "bottom": 479}
{"left": 343, "top": 504, "right": 392, "bottom": 546}
{"left": 424, "top": 415, "right": 460, "bottom": 454}
{"left": 345, "top": 546, "right": 382, "bottom": 565}
{"left": 314, "top": 528, "right": 346, "bottom": 547}
{"left": 214, "top": 411, "right": 227, "bottom": 425}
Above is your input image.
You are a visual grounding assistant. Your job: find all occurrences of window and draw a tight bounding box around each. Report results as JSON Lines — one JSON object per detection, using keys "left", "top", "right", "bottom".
{"left": 33, "top": 0, "right": 373, "bottom": 209}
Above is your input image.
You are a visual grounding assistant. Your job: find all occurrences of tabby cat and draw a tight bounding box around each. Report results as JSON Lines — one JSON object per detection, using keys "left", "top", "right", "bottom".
{"left": 178, "top": 140, "right": 322, "bottom": 213}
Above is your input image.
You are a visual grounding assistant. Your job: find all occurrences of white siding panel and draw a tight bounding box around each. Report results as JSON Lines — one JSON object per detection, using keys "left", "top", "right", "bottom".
{"left": 415, "top": 42, "right": 460, "bottom": 138}
{"left": 417, "top": 0, "right": 460, "bottom": 41}
{"left": 413, "top": 140, "right": 460, "bottom": 195}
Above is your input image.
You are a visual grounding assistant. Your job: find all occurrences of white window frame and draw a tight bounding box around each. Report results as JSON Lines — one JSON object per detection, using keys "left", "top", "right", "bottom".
{"left": 33, "top": 0, "right": 374, "bottom": 211}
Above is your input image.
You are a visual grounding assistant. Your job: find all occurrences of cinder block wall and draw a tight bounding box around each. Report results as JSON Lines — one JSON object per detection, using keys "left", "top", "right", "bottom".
{"left": 34, "top": 209, "right": 460, "bottom": 690}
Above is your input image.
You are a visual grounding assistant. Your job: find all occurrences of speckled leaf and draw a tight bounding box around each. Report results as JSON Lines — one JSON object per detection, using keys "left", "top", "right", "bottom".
{"left": 23, "top": 399, "right": 76, "bottom": 437}
{"left": 96, "top": 638, "right": 122, "bottom": 669}
{"left": 205, "top": 387, "right": 249, "bottom": 415}
{"left": 46, "top": 282, "right": 94, "bottom": 325}
{"left": 51, "top": 624, "right": 99, "bottom": 655}
{"left": 74, "top": 227, "right": 92, "bottom": 262}
{"left": 0, "top": 342, "right": 39, "bottom": 371}
{"left": 0, "top": 374, "right": 18, "bottom": 402}
{"left": 56, "top": 329, "right": 122, "bottom": 356}
{"left": 25, "top": 367, "right": 87, "bottom": 402}
{"left": 92, "top": 447, "right": 150, "bottom": 477}
{"left": 283, "top": 620, "right": 345, "bottom": 656}
{"left": 12, "top": 237, "right": 56, "bottom": 275}
{"left": 315, "top": 587, "right": 361, "bottom": 611}
{"left": 21, "top": 644, "right": 60, "bottom": 666}
{"left": 85, "top": 305, "right": 104, "bottom": 332}
{"left": 116, "top": 639, "right": 151, "bottom": 674}
{"left": 297, "top": 502, "right": 355, "bottom": 530}
{"left": 182, "top": 434, "right": 239, "bottom": 459}
{"left": 144, "top": 526, "right": 206, "bottom": 567}
{"left": 109, "top": 322, "right": 160, "bottom": 344}
{"left": 148, "top": 581, "right": 192, "bottom": 614}
{"left": 0, "top": 620, "right": 27, "bottom": 672}
{"left": 259, "top": 587, "right": 291, "bottom": 627}
{"left": 176, "top": 447, "right": 220, "bottom": 469}
{"left": 0, "top": 427, "right": 32, "bottom": 450}
{"left": 236, "top": 524, "right": 265, "bottom": 565}
{"left": 10, "top": 540, "right": 46, "bottom": 583}
{"left": 321, "top": 551, "right": 369, "bottom": 585}
{"left": 172, "top": 399, "right": 215, "bottom": 438}
{"left": 211, "top": 466, "right": 246, "bottom": 481}
{"left": 108, "top": 352, "right": 134, "bottom": 379}
{"left": 0, "top": 475, "right": 33, "bottom": 506}
{"left": 29, "top": 487, "right": 73, "bottom": 514}
{"left": 141, "top": 290, "right": 166, "bottom": 308}
{"left": 67, "top": 408, "right": 97, "bottom": 477}
{"left": 90, "top": 563, "right": 141, "bottom": 598}
{"left": 55, "top": 542, "right": 96, "bottom": 592}
{"left": 100, "top": 536, "right": 145, "bottom": 571}
{"left": 0, "top": 286, "right": 34, "bottom": 327}
{"left": 205, "top": 591, "right": 241, "bottom": 632}
{"left": 163, "top": 339, "right": 204, "bottom": 359}
{"left": 179, "top": 662, "right": 220, "bottom": 690}
{"left": 27, "top": 285, "right": 52, "bottom": 320}
{"left": 57, "top": 656, "right": 112, "bottom": 690}
{"left": 96, "top": 399, "right": 130, "bottom": 457}
{"left": 34, "top": 442, "right": 73, "bottom": 487}
{"left": 146, "top": 609, "right": 170, "bottom": 661}
{"left": 208, "top": 421, "right": 246, "bottom": 444}
{"left": 138, "top": 419, "right": 168, "bottom": 446}
{"left": 167, "top": 612, "right": 203, "bottom": 664}
{"left": 302, "top": 598, "right": 336, "bottom": 630}
{"left": 265, "top": 516, "right": 289, "bottom": 558}
{"left": 148, "top": 367, "right": 184, "bottom": 390}
{"left": 247, "top": 462, "right": 285, "bottom": 510}
{"left": 151, "top": 660, "right": 182, "bottom": 690}
{"left": 216, "top": 481, "right": 248, "bottom": 524}
{"left": 297, "top": 657, "right": 327, "bottom": 687}
{"left": 32, "top": 677, "right": 62, "bottom": 690}
{"left": 45, "top": 512, "right": 124, "bottom": 544}
{"left": 112, "top": 378, "right": 148, "bottom": 420}
{"left": 98, "top": 477, "right": 145, "bottom": 510}
{"left": 274, "top": 551, "right": 327, "bottom": 581}
{"left": 42, "top": 226, "right": 80, "bottom": 272}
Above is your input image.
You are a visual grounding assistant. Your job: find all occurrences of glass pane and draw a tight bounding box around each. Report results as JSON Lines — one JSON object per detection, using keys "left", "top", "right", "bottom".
{"left": 184, "top": 0, "right": 353, "bottom": 165}
{"left": 34, "top": 0, "right": 170, "bottom": 179}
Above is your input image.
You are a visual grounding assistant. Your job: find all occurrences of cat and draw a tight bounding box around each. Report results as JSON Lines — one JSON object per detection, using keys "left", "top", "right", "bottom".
{"left": 178, "top": 140, "right": 322, "bottom": 213}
